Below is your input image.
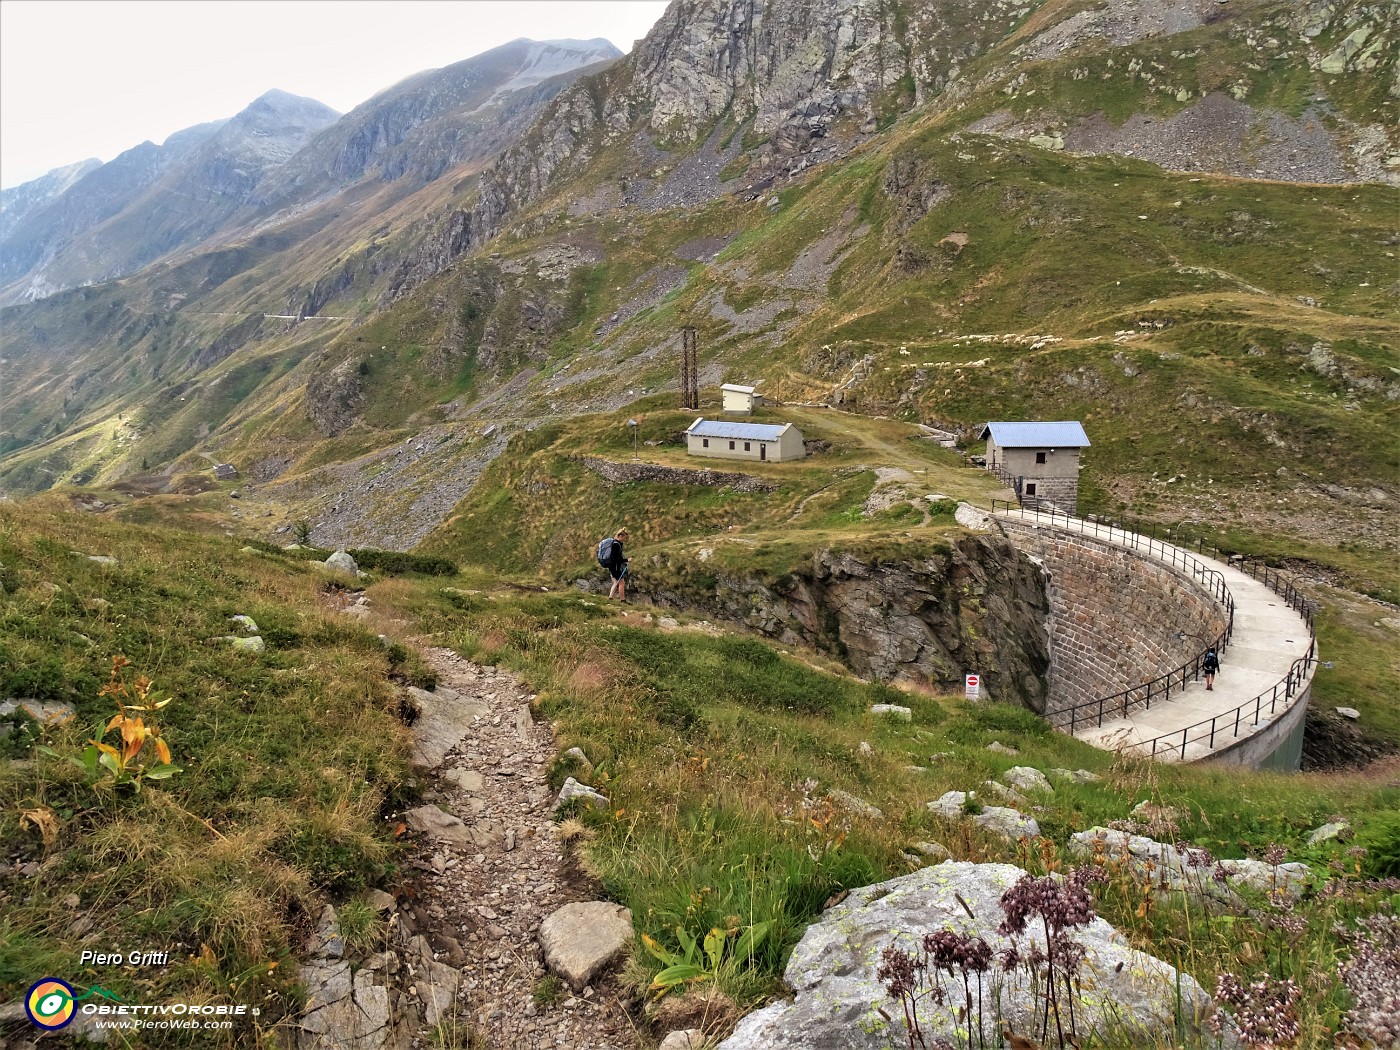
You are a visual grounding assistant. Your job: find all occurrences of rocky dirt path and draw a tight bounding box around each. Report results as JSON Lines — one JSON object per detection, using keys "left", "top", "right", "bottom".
{"left": 400, "top": 647, "right": 639, "bottom": 1050}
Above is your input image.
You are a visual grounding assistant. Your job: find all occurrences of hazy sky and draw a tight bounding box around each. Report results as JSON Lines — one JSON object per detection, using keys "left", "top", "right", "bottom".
{"left": 0, "top": 0, "right": 670, "bottom": 189}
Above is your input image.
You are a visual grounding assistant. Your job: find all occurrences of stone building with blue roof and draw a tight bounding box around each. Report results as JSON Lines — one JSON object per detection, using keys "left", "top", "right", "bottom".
{"left": 684, "top": 418, "right": 806, "bottom": 463}
{"left": 980, "top": 420, "right": 1090, "bottom": 511}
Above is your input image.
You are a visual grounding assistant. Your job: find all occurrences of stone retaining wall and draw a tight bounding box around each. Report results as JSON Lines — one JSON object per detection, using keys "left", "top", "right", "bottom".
{"left": 1000, "top": 520, "right": 1229, "bottom": 720}
{"left": 576, "top": 455, "right": 774, "bottom": 492}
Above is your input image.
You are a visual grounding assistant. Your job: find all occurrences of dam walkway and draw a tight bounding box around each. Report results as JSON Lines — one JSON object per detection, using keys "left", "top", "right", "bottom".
{"left": 993, "top": 506, "right": 1317, "bottom": 765}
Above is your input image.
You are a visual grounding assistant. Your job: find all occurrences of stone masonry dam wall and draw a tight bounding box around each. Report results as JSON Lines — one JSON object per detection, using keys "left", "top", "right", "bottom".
{"left": 999, "top": 520, "right": 1230, "bottom": 721}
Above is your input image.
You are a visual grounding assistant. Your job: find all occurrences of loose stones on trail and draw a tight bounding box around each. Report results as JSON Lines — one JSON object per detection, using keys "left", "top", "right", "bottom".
{"left": 404, "top": 803, "right": 502, "bottom": 850}
{"left": 539, "top": 901, "right": 635, "bottom": 992}
{"left": 404, "top": 684, "right": 489, "bottom": 768}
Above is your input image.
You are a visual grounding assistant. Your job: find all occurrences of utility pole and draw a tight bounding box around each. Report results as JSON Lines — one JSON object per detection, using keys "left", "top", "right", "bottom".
{"left": 680, "top": 327, "right": 699, "bottom": 410}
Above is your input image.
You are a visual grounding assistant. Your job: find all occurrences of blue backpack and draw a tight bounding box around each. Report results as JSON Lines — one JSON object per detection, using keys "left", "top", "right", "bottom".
{"left": 597, "top": 537, "right": 616, "bottom": 566}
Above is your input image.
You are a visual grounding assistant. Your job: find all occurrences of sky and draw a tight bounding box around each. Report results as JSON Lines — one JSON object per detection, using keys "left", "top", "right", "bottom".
{"left": 0, "top": 0, "right": 670, "bottom": 189}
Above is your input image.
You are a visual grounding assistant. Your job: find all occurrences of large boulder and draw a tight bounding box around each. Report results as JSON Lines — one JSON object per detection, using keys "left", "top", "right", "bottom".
{"left": 717, "top": 862, "right": 1226, "bottom": 1049}
{"left": 324, "top": 550, "right": 361, "bottom": 576}
{"left": 539, "top": 901, "right": 633, "bottom": 992}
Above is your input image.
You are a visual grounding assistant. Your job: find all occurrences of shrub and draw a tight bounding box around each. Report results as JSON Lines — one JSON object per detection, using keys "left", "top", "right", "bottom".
{"left": 347, "top": 549, "right": 457, "bottom": 576}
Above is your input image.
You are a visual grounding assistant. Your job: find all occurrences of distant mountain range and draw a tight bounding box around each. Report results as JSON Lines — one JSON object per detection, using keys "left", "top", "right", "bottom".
{"left": 0, "top": 38, "right": 622, "bottom": 306}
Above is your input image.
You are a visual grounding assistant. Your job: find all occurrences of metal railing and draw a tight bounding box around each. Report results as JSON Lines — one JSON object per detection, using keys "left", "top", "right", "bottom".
{"left": 1143, "top": 645, "right": 1317, "bottom": 761}
{"left": 991, "top": 502, "right": 1319, "bottom": 758}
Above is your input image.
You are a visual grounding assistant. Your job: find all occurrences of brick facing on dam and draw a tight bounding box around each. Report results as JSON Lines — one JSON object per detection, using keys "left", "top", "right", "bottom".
{"left": 1000, "top": 521, "right": 1229, "bottom": 720}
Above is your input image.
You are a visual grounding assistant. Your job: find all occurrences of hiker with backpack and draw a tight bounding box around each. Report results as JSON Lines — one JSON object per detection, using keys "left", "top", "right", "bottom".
{"left": 1202, "top": 647, "right": 1220, "bottom": 691}
{"left": 597, "top": 528, "right": 630, "bottom": 601}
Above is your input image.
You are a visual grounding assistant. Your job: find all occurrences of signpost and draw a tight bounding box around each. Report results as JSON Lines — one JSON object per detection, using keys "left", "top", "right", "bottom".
{"left": 964, "top": 673, "right": 980, "bottom": 700}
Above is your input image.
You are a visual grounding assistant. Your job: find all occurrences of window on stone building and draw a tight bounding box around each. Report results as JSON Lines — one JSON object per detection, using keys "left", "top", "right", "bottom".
{"left": 702, "top": 438, "right": 709, "bottom": 448}
{"left": 729, "top": 441, "right": 735, "bottom": 450}
{"left": 1026, "top": 482, "right": 1038, "bottom": 496}
{"left": 1036, "top": 451, "right": 1047, "bottom": 464}
{"left": 744, "top": 442, "right": 751, "bottom": 451}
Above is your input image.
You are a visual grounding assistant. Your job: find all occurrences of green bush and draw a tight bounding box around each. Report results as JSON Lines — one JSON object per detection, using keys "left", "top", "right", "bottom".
{"left": 347, "top": 549, "right": 457, "bottom": 576}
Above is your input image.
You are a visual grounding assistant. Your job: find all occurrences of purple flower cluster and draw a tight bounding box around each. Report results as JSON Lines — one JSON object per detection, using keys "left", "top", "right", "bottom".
{"left": 878, "top": 929, "right": 996, "bottom": 1050}
{"left": 1209, "top": 972, "right": 1302, "bottom": 1047}
{"left": 1340, "top": 914, "right": 1400, "bottom": 1047}
{"left": 996, "top": 867, "right": 1105, "bottom": 1047}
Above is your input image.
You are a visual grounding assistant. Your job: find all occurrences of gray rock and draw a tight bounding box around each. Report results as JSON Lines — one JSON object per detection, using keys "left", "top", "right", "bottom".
{"left": 660, "top": 1031, "right": 707, "bottom": 1050}
{"left": 562, "top": 746, "right": 594, "bottom": 776}
{"left": 555, "top": 776, "right": 609, "bottom": 811}
{"left": 911, "top": 841, "right": 951, "bottom": 862}
{"left": 869, "top": 703, "right": 912, "bottom": 720}
{"left": 443, "top": 767, "right": 484, "bottom": 793}
{"left": 85, "top": 555, "right": 118, "bottom": 567}
{"left": 1307, "top": 821, "right": 1351, "bottom": 845}
{"left": 1216, "top": 858, "right": 1311, "bottom": 901}
{"left": 324, "top": 550, "right": 360, "bottom": 576}
{"left": 1336, "top": 706, "right": 1361, "bottom": 720}
{"left": 981, "top": 780, "right": 1031, "bottom": 808}
{"left": 928, "top": 791, "right": 1039, "bottom": 840}
{"left": 954, "top": 501, "right": 991, "bottom": 530}
{"left": 539, "top": 901, "right": 633, "bottom": 992}
{"left": 404, "top": 804, "right": 499, "bottom": 849}
{"left": 1069, "top": 827, "right": 1311, "bottom": 904}
{"left": 229, "top": 614, "right": 259, "bottom": 633}
{"left": 363, "top": 889, "right": 396, "bottom": 913}
{"left": 406, "top": 685, "right": 488, "bottom": 769}
{"left": 985, "top": 740, "right": 1019, "bottom": 755}
{"left": 1002, "top": 766, "right": 1053, "bottom": 794}
{"left": 827, "top": 789, "right": 883, "bottom": 820}
{"left": 0, "top": 699, "right": 78, "bottom": 726}
{"left": 715, "top": 862, "right": 1223, "bottom": 1049}
{"left": 229, "top": 635, "right": 265, "bottom": 652}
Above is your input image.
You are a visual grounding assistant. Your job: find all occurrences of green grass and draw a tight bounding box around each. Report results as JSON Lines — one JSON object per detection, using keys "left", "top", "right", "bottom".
{"left": 0, "top": 500, "right": 412, "bottom": 1039}
{"left": 381, "top": 573, "right": 1398, "bottom": 1039}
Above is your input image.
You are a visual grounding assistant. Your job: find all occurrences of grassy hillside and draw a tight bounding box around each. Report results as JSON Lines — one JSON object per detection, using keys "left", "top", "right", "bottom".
{"left": 375, "top": 568, "right": 1400, "bottom": 1046}
{"left": 0, "top": 501, "right": 424, "bottom": 1038}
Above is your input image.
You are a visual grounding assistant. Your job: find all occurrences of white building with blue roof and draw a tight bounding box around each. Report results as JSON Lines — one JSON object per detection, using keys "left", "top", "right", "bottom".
{"left": 684, "top": 418, "right": 805, "bottom": 463}
{"left": 980, "top": 420, "right": 1090, "bottom": 511}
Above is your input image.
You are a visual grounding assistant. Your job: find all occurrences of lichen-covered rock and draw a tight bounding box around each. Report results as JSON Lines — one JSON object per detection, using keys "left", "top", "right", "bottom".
{"left": 1002, "top": 766, "right": 1053, "bottom": 795}
{"left": 1069, "top": 827, "right": 1311, "bottom": 904}
{"left": 869, "top": 703, "right": 912, "bottom": 720}
{"left": 716, "top": 862, "right": 1225, "bottom": 1049}
{"left": 928, "top": 791, "right": 1040, "bottom": 840}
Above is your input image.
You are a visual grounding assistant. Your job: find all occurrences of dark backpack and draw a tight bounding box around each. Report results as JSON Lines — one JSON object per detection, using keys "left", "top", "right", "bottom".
{"left": 1203, "top": 650, "right": 1219, "bottom": 672}
{"left": 597, "top": 537, "right": 615, "bottom": 567}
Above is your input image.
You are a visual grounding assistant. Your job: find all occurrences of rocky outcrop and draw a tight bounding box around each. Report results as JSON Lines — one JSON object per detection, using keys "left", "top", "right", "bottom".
{"left": 645, "top": 532, "right": 1051, "bottom": 711}
{"left": 717, "top": 862, "right": 1226, "bottom": 1049}
{"left": 384, "top": 0, "right": 1037, "bottom": 298}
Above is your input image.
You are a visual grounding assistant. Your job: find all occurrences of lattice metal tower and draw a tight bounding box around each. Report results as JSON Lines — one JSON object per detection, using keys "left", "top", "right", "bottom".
{"left": 680, "top": 327, "right": 699, "bottom": 410}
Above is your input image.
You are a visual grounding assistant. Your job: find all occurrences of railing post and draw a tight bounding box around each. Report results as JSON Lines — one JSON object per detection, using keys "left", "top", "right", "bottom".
{"left": 1234, "top": 708, "right": 1241, "bottom": 736}
{"left": 1210, "top": 719, "right": 1216, "bottom": 749}
{"left": 1181, "top": 727, "right": 1188, "bottom": 756}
